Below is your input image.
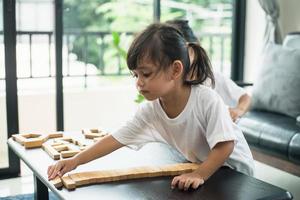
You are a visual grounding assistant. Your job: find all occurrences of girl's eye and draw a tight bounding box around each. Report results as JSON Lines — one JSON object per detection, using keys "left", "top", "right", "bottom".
{"left": 143, "top": 73, "right": 152, "bottom": 77}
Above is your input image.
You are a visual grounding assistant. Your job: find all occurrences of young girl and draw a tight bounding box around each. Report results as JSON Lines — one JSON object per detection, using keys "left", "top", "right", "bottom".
{"left": 48, "top": 23, "right": 254, "bottom": 191}
{"left": 166, "top": 19, "right": 252, "bottom": 122}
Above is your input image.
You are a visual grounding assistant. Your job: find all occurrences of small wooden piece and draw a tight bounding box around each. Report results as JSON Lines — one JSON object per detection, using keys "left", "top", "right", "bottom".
{"left": 51, "top": 177, "right": 63, "bottom": 188}
{"left": 82, "top": 128, "right": 109, "bottom": 139}
{"left": 12, "top": 132, "right": 63, "bottom": 149}
{"left": 42, "top": 143, "right": 61, "bottom": 160}
{"left": 54, "top": 163, "right": 200, "bottom": 190}
{"left": 61, "top": 150, "right": 80, "bottom": 158}
{"left": 61, "top": 176, "right": 76, "bottom": 190}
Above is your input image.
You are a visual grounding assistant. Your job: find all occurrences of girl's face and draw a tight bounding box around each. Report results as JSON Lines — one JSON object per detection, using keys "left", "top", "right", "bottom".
{"left": 132, "top": 61, "right": 175, "bottom": 101}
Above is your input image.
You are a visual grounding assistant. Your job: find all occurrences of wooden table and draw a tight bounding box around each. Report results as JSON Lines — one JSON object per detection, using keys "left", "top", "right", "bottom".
{"left": 8, "top": 132, "right": 293, "bottom": 200}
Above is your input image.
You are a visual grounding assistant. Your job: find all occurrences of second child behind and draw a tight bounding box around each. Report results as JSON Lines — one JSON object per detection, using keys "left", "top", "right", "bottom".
{"left": 48, "top": 23, "right": 254, "bottom": 191}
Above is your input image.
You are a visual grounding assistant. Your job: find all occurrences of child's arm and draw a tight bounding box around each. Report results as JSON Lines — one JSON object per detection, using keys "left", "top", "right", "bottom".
{"left": 171, "top": 140, "right": 234, "bottom": 190}
{"left": 229, "top": 93, "right": 251, "bottom": 121}
{"left": 48, "top": 135, "right": 124, "bottom": 180}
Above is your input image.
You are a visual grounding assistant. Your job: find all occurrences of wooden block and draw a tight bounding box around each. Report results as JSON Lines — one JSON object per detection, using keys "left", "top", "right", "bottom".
{"left": 24, "top": 138, "right": 44, "bottom": 149}
{"left": 84, "top": 132, "right": 100, "bottom": 139}
{"left": 73, "top": 139, "right": 87, "bottom": 147}
{"left": 12, "top": 134, "right": 27, "bottom": 145}
{"left": 51, "top": 177, "right": 63, "bottom": 188}
{"left": 48, "top": 132, "right": 64, "bottom": 139}
{"left": 58, "top": 137, "right": 73, "bottom": 142}
{"left": 61, "top": 150, "right": 80, "bottom": 158}
{"left": 90, "top": 128, "right": 100, "bottom": 133}
{"left": 61, "top": 176, "right": 76, "bottom": 190}
{"left": 53, "top": 144, "right": 69, "bottom": 152}
{"left": 42, "top": 143, "right": 60, "bottom": 160}
{"left": 84, "top": 132, "right": 108, "bottom": 139}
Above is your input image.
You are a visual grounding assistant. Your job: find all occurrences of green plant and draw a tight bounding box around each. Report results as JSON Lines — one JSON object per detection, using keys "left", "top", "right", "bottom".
{"left": 135, "top": 93, "right": 145, "bottom": 103}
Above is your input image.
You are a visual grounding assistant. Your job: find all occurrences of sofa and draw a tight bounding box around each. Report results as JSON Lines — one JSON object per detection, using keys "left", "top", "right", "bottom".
{"left": 237, "top": 32, "right": 300, "bottom": 176}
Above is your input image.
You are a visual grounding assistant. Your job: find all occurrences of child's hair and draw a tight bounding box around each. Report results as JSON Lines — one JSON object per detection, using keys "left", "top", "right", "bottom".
{"left": 127, "top": 23, "right": 214, "bottom": 86}
{"left": 165, "top": 19, "right": 199, "bottom": 43}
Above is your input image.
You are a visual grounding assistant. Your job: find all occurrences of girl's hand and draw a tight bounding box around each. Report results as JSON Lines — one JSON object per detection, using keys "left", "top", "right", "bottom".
{"left": 171, "top": 172, "right": 204, "bottom": 191}
{"left": 47, "top": 157, "right": 78, "bottom": 180}
{"left": 229, "top": 107, "right": 244, "bottom": 122}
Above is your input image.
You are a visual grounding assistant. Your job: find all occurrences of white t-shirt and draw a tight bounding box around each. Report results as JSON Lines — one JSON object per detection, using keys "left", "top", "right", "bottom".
{"left": 112, "top": 85, "right": 254, "bottom": 176}
{"left": 212, "top": 72, "right": 247, "bottom": 108}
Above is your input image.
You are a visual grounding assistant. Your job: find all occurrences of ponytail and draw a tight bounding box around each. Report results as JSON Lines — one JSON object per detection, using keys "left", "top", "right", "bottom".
{"left": 184, "top": 43, "right": 215, "bottom": 87}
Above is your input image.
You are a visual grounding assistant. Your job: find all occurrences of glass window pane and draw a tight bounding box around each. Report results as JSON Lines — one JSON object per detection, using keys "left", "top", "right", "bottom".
{"left": 16, "top": 0, "right": 56, "bottom": 133}
{"left": 161, "top": 0, "right": 233, "bottom": 77}
{"left": 63, "top": 0, "right": 151, "bottom": 130}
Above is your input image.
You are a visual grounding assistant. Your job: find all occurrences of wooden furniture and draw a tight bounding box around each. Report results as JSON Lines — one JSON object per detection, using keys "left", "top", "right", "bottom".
{"left": 8, "top": 131, "right": 293, "bottom": 200}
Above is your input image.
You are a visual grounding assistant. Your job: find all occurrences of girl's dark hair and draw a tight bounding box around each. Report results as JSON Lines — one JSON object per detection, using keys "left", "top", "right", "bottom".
{"left": 127, "top": 23, "right": 214, "bottom": 86}
{"left": 165, "top": 19, "right": 199, "bottom": 43}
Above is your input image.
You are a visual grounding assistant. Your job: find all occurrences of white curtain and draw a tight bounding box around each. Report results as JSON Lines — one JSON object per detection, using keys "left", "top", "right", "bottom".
{"left": 259, "top": 0, "right": 282, "bottom": 44}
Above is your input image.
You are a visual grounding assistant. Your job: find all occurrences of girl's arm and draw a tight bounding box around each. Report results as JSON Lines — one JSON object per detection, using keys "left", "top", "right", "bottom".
{"left": 48, "top": 135, "right": 124, "bottom": 180}
{"left": 229, "top": 93, "right": 251, "bottom": 121}
{"left": 171, "top": 140, "right": 234, "bottom": 190}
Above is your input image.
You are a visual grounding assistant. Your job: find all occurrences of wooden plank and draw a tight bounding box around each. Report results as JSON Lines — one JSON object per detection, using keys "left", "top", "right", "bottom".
{"left": 54, "top": 163, "right": 200, "bottom": 190}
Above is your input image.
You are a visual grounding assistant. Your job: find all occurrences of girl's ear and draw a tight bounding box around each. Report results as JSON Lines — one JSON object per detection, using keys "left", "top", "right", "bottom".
{"left": 171, "top": 60, "right": 184, "bottom": 80}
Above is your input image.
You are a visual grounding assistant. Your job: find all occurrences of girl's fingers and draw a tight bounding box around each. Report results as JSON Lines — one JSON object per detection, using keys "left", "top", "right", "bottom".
{"left": 183, "top": 179, "right": 192, "bottom": 191}
{"left": 59, "top": 166, "right": 68, "bottom": 177}
{"left": 191, "top": 178, "right": 204, "bottom": 189}
{"left": 49, "top": 162, "right": 63, "bottom": 180}
{"left": 178, "top": 179, "right": 186, "bottom": 190}
{"left": 171, "top": 176, "right": 179, "bottom": 189}
{"left": 47, "top": 165, "right": 53, "bottom": 177}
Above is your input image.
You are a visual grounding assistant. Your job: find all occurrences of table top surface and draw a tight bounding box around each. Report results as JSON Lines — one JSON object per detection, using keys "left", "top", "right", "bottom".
{"left": 8, "top": 132, "right": 293, "bottom": 200}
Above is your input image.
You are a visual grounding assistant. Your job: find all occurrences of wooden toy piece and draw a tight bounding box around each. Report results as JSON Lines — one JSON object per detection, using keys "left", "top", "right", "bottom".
{"left": 12, "top": 134, "right": 27, "bottom": 145}
{"left": 53, "top": 144, "right": 69, "bottom": 152}
{"left": 12, "top": 132, "right": 64, "bottom": 149}
{"left": 82, "top": 128, "right": 109, "bottom": 139}
{"left": 42, "top": 143, "right": 60, "bottom": 160}
{"left": 62, "top": 176, "right": 76, "bottom": 190}
{"left": 90, "top": 128, "right": 100, "bottom": 133}
{"left": 24, "top": 138, "right": 45, "bottom": 149}
{"left": 56, "top": 163, "right": 200, "bottom": 190}
{"left": 57, "top": 136, "right": 73, "bottom": 143}
{"left": 48, "top": 132, "right": 64, "bottom": 139}
{"left": 53, "top": 139, "right": 70, "bottom": 144}
{"left": 84, "top": 132, "right": 108, "bottom": 139}
{"left": 12, "top": 133, "right": 43, "bottom": 149}
{"left": 51, "top": 177, "right": 63, "bottom": 188}
{"left": 61, "top": 150, "right": 80, "bottom": 158}
{"left": 72, "top": 138, "right": 88, "bottom": 147}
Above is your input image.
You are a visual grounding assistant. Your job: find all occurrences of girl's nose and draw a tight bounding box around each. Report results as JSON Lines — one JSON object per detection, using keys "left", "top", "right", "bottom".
{"left": 136, "top": 77, "right": 145, "bottom": 88}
